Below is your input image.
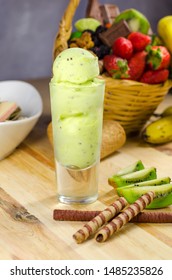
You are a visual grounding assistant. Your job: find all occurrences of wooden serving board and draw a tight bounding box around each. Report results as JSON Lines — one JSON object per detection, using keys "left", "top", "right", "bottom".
{"left": 0, "top": 78, "right": 172, "bottom": 260}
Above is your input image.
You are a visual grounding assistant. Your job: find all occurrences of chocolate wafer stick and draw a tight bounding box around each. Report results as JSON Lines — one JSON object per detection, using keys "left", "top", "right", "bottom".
{"left": 53, "top": 209, "right": 172, "bottom": 223}
{"left": 53, "top": 209, "right": 100, "bottom": 221}
{"left": 95, "top": 191, "right": 155, "bottom": 243}
{"left": 73, "top": 197, "right": 128, "bottom": 244}
{"left": 131, "top": 211, "right": 172, "bottom": 223}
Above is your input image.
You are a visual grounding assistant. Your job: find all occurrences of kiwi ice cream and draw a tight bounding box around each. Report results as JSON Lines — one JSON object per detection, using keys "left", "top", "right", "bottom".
{"left": 52, "top": 47, "right": 99, "bottom": 84}
{"left": 50, "top": 48, "right": 105, "bottom": 169}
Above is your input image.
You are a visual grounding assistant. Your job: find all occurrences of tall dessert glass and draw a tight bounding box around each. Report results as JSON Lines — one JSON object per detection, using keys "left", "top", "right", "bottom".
{"left": 49, "top": 48, "right": 105, "bottom": 204}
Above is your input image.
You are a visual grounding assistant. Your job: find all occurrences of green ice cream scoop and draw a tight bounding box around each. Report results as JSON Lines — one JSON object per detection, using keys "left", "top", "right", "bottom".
{"left": 50, "top": 48, "right": 104, "bottom": 169}
{"left": 50, "top": 80, "right": 104, "bottom": 169}
{"left": 52, "top": 48, "right": 99, "bottom": 84}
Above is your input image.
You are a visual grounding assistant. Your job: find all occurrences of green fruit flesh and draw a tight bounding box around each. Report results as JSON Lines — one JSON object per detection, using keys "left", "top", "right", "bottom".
{"left": 70, "top": 31, "right": 82, "bottom": 39}
{"left": 111, "top": 167, "right": 157, "bottom": 188}
{"left": 114, "top": 9, "right": 150, "bottom": 34}
{"left": 119, "top": 183, "right": 172, "bottom": 209}
{"left": 116, "top": 160, "right": 145, "bottom": 176}
{"left": 75, "top": 18, "right": 101, "bottom": 32}
{"left": 117, "top": 177, "right": 171, "bottom": 196}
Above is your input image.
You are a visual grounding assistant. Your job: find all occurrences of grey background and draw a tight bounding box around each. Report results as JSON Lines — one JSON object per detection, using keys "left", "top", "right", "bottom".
{"left": 0, "top": 0, "right": 172, "bottom": 81}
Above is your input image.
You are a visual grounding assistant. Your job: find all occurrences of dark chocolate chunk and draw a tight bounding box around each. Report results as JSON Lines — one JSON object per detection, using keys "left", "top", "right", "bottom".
{"left": 85, "top": 0, "right": 103, "bottom": 24}
{"left": 99, "top": 4, "right": 120, "bottom": 24}
{"left": 99, "top": 20, "right": 131, "bottom": 47}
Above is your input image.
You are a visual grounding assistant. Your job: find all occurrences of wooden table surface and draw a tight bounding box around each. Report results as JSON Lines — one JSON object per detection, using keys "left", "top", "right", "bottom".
{"left": 0, "top": 78, "right": 172, "bottom": 260}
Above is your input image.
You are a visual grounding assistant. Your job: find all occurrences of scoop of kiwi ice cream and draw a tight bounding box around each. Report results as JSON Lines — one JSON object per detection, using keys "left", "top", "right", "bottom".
{"left": 50, "top": 48, "right": 105, "bottom": 169}
{"left": 52, "top": 48, "right": 99, "bottom": 84}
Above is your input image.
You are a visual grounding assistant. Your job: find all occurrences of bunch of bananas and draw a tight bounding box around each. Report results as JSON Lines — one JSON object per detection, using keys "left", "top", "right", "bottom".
{"left": 143, "top": 106, "right": 172, "bottom": 144}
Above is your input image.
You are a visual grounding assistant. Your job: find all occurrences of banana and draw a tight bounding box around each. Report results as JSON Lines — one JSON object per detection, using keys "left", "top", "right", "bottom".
{"left": 154, "top": 106, "right": 172, "bottom": 118}
{"left": 157, "top": 16, "right": 172, "bottom": 54}
{"left": 161, "top": 106, "right": 172, "bottom": 117}
{"left": 143, "top": 115, "right": 172, "bottom": 144}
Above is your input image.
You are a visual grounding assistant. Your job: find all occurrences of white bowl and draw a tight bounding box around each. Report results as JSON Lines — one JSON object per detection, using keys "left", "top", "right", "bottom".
{"left": 0, "top": 80, "right": 43, "bottom": 160}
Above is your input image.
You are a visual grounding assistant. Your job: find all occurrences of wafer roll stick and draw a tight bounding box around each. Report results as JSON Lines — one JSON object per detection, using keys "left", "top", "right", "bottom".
{"left": 53, "top": 209, "right": 100, "bottom": 221}
{"left": 73, "top": 197, "right": 128, "bottom": 244}
{"left": 96, "top": 191, "right": 155, "bottom": 243}
{"left": 53, "top": 209, "right": 172, "bottom": 223}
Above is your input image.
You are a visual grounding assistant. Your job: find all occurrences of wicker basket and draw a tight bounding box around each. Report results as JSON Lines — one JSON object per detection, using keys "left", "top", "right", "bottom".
{"left": 52, "top": 0, "right": 172, "bottom": 134}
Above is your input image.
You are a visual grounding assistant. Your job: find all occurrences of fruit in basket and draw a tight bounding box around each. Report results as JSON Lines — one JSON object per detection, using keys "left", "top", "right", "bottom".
{"left": 75, "top": 18, "right": 101, "bottom": 32}
{"left": 147, "top": 46, "right": 171, "bottom": 70}
{"left": 114, "top": 9, "right": 150, "bottom": 34}
{"left": 128, "top": 50, "right": 147, "bottom": 80}
{"left": 118, "top": 183, "right": 172, "bottom": 209}
{"left": 128, "top": 32, "right": 151, "bottom": 51}
{"left": 143, "top": 115, "right": 172, "bottom": 144}
{"left": 103, "top": 54, "right": 129, "bottom": 78}
{"left": 140, "top": 69, "right": 169, "bottom": 84}
{"left": 108, "top": 167, "right": 157, "bottom": 188}
{"left": 90, "top": 45, "right": 110, "bottom": 59}
{"left": 70, "top": 31, "right": 82, "bottom": 39}
{"left": 157, "top": 16, "right": 172, "bottom": 54}
{"left": 112, "top": 37, "right": 133, "bottom": 59}
{"left": 69, "top": 31, "right": 94, "bottom": 50}
{"left": 70, "top": 9, "right": 171, "bottom": 85}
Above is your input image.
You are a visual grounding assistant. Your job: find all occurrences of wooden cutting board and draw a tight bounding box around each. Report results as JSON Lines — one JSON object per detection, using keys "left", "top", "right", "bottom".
{"left": 0, "top": 78, "right": 171, "bottom": 260}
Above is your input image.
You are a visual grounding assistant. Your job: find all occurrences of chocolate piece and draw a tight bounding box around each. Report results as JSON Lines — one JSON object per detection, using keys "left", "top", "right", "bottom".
{"left": 99, "top": 4, "right": 120, "bottom": 24}
{"left": 99, "top": 20, "right": 131, "bottom": 47}
{"left": 53, "top": 209, "right": 172, "bottom": 223}
{"left": 53, "top": 209, "right": 100, "bottom": 221}
{"left": 85, "top": 0, "right": 103, "bottom": 24}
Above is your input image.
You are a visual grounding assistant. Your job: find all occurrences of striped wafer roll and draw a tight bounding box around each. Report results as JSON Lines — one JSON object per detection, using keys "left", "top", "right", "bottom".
{"left": 73, "top": 197, "right": 128, "bottom": 244}
{"left": 95, "top": 191, "right": 155, "bottom": 243}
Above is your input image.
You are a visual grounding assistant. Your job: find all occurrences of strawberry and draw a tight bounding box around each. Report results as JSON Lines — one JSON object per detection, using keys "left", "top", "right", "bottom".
{"left": 140, "top": 69, "right": 169, "bottom": 84}
{"left": 103, "top": 54, "right": 129, "bottom": 79}
{"left": 146, "top": 46, "right": 171, "bottom": 70}
{"left": 128, "top": 51, "right": 147, "bottom": 81}
{"left": 128, "top": 32, "right": 151, "bottom": 52}
{"left": 112, "top": 37, "right": 133, "bottom": 60}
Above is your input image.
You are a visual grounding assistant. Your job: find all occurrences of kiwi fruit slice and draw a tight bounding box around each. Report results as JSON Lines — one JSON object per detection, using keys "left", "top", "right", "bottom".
{"left": 116, "top": 160, "right": 145, "bottom": 176}
{"left": 74, "top": 18, "right": 101, "bottom": 32}
{"left": 117, "top": 176, "right": 171, "bottom": 196}
{"left": 119, "top": 183, "right": 172, "bottom": 209}
{"left": 109, "top": 167, "right": 157, "bottom": 188}
{"left": 114, "top": 9, "right": 150, "bottom": 34}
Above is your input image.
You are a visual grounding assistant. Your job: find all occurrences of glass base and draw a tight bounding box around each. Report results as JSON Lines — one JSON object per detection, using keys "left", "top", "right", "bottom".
{"left": 56, "top": 161, "right": 99, "bottom": 204}
{"left": 58, "top": 193, "right": 98, "bottom": 204}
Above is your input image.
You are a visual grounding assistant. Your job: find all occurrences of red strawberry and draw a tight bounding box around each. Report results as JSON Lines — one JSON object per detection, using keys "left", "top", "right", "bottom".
{"left": 128, "top": 51, "right": 147, "bottom": 81}
{"left": 112, "top": 37, "right": 133, "bottom": 60}
{"left": 128, "top": 32, "right": 151, "bottom": 52}
{"left": 103, "top": 54, "right": 129, "bottom": 79}
{"left": 140, "top": 69, "right": 169, "bottom": 84}
{"left": 146, "top": 46, "right": 171, "bottom": 70}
